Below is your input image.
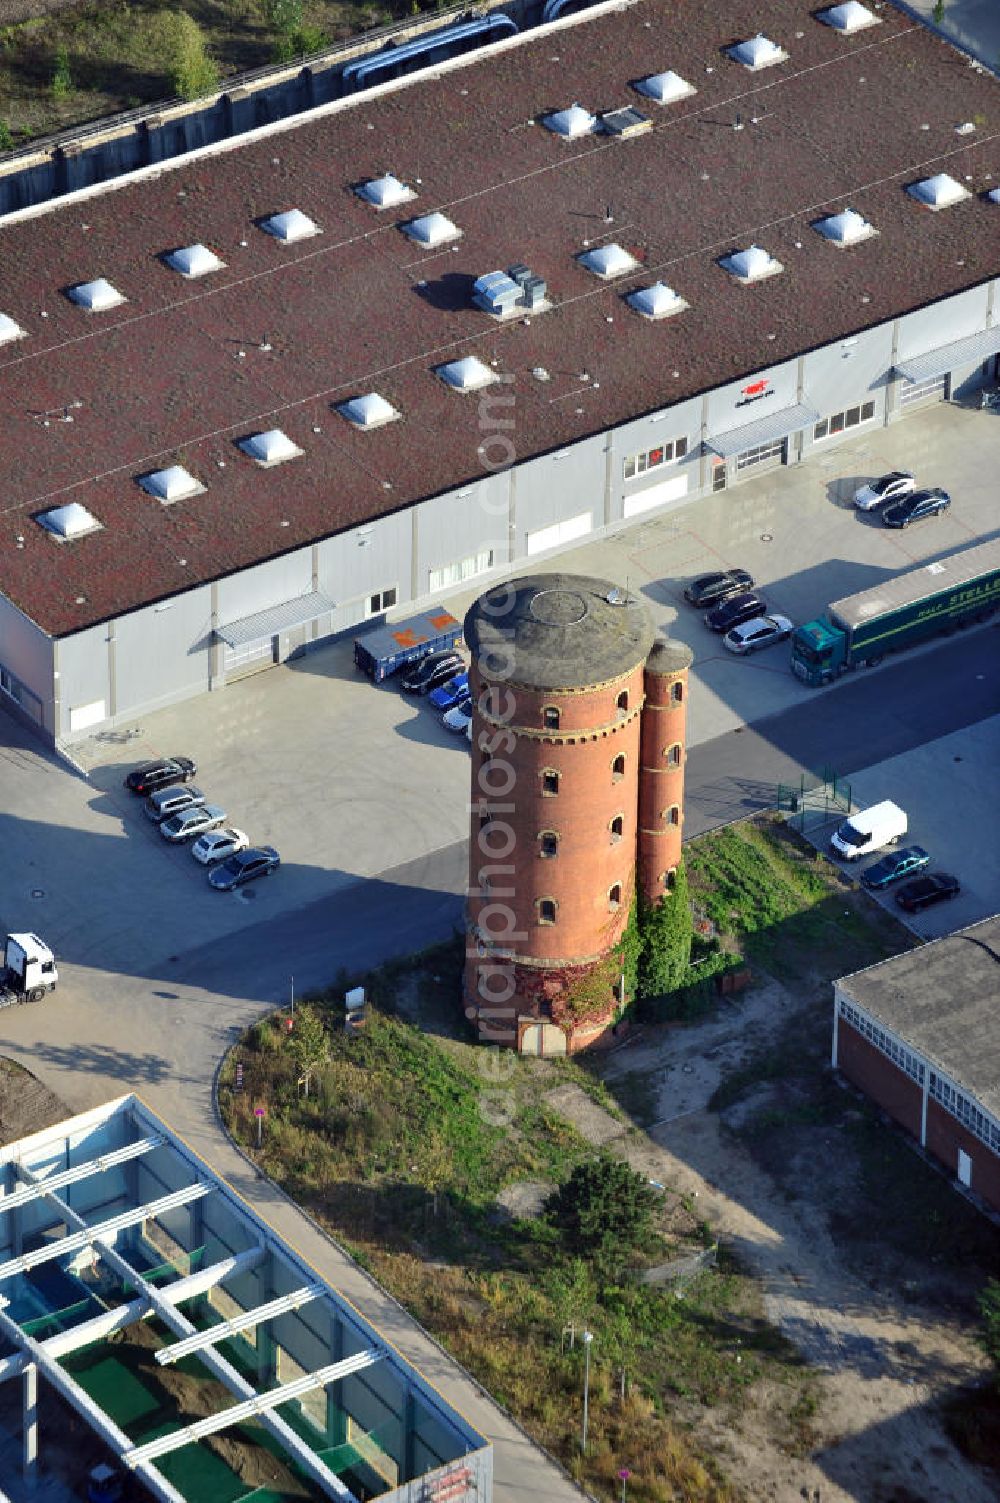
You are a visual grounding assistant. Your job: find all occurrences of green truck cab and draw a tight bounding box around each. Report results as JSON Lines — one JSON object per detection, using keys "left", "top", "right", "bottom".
{"left": 790, "top": 537, "right": 1000, "bottom": 686}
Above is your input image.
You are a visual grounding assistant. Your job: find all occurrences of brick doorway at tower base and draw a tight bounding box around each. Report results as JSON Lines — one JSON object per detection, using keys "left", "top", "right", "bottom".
{"left": 518, "top": 1021, "right": 567, "bottom": 1057}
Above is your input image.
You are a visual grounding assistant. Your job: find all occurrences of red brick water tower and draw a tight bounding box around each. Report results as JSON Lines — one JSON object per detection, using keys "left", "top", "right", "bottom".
{"left": 463, "top": 573, "right": 692, "bottom": 1054}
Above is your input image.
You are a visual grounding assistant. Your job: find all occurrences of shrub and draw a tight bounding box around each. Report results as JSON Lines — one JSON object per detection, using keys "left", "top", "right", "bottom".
{"left": 51, "top": 46, "right": 73, "bottom": 99}
{"left": 0, "top": 120, "right": 13, "bottom": 151}
{"left": 638, "top": 861, "right": 692, "bottom": 998}
{"left": 547, "top": 1153, "right": 657, "bottom": 1261}
{"left": 154, "top": 13, "right": 219, "bottom": 101}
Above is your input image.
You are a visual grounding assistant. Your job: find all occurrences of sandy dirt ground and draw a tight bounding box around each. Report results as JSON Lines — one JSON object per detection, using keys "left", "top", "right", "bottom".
{"left": 593, "top": 981, "right": 997, "bottom": 1503}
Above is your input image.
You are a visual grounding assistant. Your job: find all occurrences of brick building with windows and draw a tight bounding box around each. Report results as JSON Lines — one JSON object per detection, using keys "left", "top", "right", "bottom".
{"left": 463, "top": 572, "right": 692, "bottom": 1055}
{"left": 833, "top": 916, "right": 1000, "bottom": 1212}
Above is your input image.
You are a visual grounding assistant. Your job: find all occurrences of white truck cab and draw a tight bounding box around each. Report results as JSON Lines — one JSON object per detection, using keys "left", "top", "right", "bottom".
{"left": 2, "top": 933, "right": 58, "bottom": 1003}
{"left": 831, "top": 801, "right": 907, "bottom": 860}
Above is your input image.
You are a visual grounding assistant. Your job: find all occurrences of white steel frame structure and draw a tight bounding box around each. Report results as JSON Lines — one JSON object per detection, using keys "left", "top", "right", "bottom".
{"left": 0, "top": 1096, "right": 491, "bottom": 1503}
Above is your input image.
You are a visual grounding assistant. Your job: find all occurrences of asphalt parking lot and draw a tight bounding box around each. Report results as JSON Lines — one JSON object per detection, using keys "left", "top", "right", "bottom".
{"left": 806, "top": 713, "right": 1000, "bottom": 941}
{"left": 1, "top": 399, "right": 998, "bottom": 978}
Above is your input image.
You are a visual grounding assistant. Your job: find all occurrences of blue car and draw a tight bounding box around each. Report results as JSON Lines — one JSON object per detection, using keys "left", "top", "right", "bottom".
{"left": 428, "top": 672, "right": 469, "bottom": 712}
{"left": 860, "top": 845, "right": 930, "bottom": 890}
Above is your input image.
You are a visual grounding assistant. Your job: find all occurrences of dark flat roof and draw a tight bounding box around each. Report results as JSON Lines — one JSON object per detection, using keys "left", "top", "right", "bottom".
{"left": 838, "top": 917, "right": 1000, "bottom": 1115}
{"left": 465, "top": 573, "right": 654, "bottom": 689}
{"left": 2, "top": 0, "right": 1000, "bottom": 635}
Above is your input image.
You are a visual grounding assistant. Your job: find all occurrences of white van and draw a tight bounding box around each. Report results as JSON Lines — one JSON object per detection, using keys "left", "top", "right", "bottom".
{"left": 830, "top": 800, "right": 907, "bottom": 859}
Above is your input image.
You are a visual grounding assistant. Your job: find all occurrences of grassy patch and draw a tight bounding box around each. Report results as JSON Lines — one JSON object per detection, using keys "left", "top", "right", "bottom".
{"left": 686, "top": 815, "right": 906, "bottom": 988}
{"left": 221, "top": 959, "right": 818, "bottom": 1502}
{"left": 0, "top": 0, "right": 451, "bottom": 145}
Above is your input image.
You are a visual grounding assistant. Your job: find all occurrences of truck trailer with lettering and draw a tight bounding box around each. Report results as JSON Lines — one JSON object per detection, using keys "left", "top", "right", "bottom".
{"left": 790, "top": 537, "right": 1000, "bottom": 686}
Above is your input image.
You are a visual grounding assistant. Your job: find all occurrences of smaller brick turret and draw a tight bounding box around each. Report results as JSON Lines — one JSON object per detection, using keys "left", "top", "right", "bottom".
{"left": 637, "top": 638, "right": 694, "bottom": 906}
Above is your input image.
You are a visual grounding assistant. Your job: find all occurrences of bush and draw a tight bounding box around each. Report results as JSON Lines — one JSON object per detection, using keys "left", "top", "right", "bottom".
{"left": 638, "top": 861, "right": 692, "bottom": 999}
{"left": 51, "top": 45, "right": 73, "bottom": 99}
{"left": 978, "top": 1279, "right": 1000, "bottom": 1379}
{"left": 547, "top": 1153, "right": 657, "bottom": 1261}
{"left": 0, "top": 120, "right": 14, "bottom": 151}
{"left": 154, "top": 13, "right": 219, "bottom": 101}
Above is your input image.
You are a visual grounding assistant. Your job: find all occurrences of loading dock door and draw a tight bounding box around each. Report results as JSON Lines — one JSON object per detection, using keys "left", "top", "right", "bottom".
{"left": 224, "top": 637, "right": 276, "bottom": 678}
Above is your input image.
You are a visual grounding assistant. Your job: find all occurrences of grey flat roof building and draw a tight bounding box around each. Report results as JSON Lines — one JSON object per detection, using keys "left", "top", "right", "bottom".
{"left": 836, "top": 916, "right": 1000, "bottom": 1117}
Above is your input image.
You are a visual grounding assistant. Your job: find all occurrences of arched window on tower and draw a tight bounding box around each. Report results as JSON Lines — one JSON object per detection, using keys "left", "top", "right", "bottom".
{"left": 537, "top": 898, "right": 557, "bottom": 925}
{"left": 539, "top": 831, "right": 559, "bottom": 859}
{"left": 671, "top": 680, "right": 684, "bottom": 704}
{"left": 541, "top": 768, "right": 560, "bottom": 796}
{"left": 665, "top": 742, "right": 683, "bottom": 767}
{"left": 663, "top": 805, "right": 680, "bottom": 826}
{"left": 608, "top": 882, "right": 622, "bottom": 911}
{"left": 662, "top": 868, "right": 677, "bottom": 892}
{"left": 609, "top": 814, "right": 624, "bottom": 844}
{"left": 543, "top": 705, "right": 561, "bottom": 731}
{"left": 616, "top": 690, "right": 629, "bottom": 714}
{"left": 612, "top": 753, "right": 626, "bottom": 782}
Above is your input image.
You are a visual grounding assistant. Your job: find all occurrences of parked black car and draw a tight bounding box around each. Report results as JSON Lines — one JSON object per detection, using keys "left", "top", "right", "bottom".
{"left": 414, "top": 657, "right": 467, "bottom": 696}
{"left": 124, "top": 757, "right": 196, "bottom": 794}
{"left": 208, "top": 846, "right": 281, "bottom": 891}
{"left": 882, "top": 487, "right": 951, "bottom": 529}
{"left": 683, "top": 569, "right": 754, "bottom": 608}
{"left": 705, "top": 592, "right": 769, "bottom": 633}
{"left": 401, "top": 649, "right": 464, "bottom": 693}
{"left": 895, "top": 872, "right": 960, "bottom": 912}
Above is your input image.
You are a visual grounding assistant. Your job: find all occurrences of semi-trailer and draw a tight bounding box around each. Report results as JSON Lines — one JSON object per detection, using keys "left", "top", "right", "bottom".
{"left": 790, "top": 537, "right": 1000, "bottom": 686}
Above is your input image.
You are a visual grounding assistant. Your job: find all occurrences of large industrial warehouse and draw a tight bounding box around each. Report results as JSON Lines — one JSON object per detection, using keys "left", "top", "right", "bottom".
{"left": 833, "top": 917, "right": 1000, "bottom": 1215}
{"left": 1, "top": 0, "right": 999, "bottom": 744}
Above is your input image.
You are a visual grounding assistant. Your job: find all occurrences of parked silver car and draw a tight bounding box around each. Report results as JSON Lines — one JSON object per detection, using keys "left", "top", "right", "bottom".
{"left": 144, "top": 784, "right": 206, "bottom": 823}
{"left": 191, "top": 828, "right": 250, "bottom": 865}
{"left": 160, "top": 804, "right": 227, "bottom": 843}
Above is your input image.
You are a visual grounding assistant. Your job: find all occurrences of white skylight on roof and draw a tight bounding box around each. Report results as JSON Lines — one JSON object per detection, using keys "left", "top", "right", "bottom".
{"left": 400, "top": 212, "right": 462, "bottom": 247}
{"left": 818, "top": 1, "right": 879, "bottom": 32}
{"left": 336, "top": 393, "right": 401, "bottom": 429}
{"left": 728, "top": 34, "right": 788, "bottom": 70}
{"left": 813, "top": 208, "right": 877, "bottom": 246}
{"left": 137, "top": 465, "right": 205, "bottom": 503}
{"left": 0, "top": 313, "right": 26, "bottom": 346}
{"left": 164, "top": 243, "right": 226, "bottom": 278}
{"left": 435, "top": 356, "right": 497, "bottom": 392}
{"left": 719, "top": 245, "right": 784, "bottom": 282}
{"left": 543, "top": 103, "right": 597, "bottom": 139}
{"left": 237, "top": 429, "right": 305, "bottom": 465}
{"left": 259, "top": 209, "right": 320, "bottom": 243}
{"left": 633, "top": 71, "right": 696, "bottom": 105}
{"left": 35, "top": 502, "right": 102, "bottom": 540}
{"left": 907, "top": 173, "right": 971, "bottom": 210}
{"left": 578, "top": 243, "right": 639, "bottom": 279}
{"left": 356, "top": 174, "right": 416, "bottom": 209}
{"left": 626, "top": 281, "right": 688, "bottom": 320}
{"left": 66, "top": 278, "right": 126, "bottom": 312}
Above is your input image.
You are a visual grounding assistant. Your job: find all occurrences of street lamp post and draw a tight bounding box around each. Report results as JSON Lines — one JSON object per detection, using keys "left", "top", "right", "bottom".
{"left": 581, "top": 1330, "right": 593, "bottom": 1454}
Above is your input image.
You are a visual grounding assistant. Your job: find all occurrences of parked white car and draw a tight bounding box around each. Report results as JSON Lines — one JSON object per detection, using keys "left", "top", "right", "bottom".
{"left": 443, "top": 699, "right": 474, "bottom": 734}
{"left": 723, "top": 614, "right": 794, "bottom": 655}
{"left": 191, "top": 827, "right": 250, "bottom": 864}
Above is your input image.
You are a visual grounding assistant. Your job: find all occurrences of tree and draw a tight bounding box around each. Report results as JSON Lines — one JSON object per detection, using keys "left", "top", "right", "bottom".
{"left": 154, "top": 13, "right": 219, "bottom": 102}
{"left": 638, "top": 861, "right": 692, "bottom": 999}
{"left": 978, "top": 1280, "right": 1000, "bottom": 1378}
{"left": 288, "top": 1004, "right": 328, "bottom": 1097}
{"left": 547, "top": 1154, "right": 657, "bottom": 1261}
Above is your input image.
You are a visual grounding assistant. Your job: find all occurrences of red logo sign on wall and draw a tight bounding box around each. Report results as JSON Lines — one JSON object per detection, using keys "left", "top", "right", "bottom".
{"left": 735, "top": 378, "right": 773, "bottom": 409}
